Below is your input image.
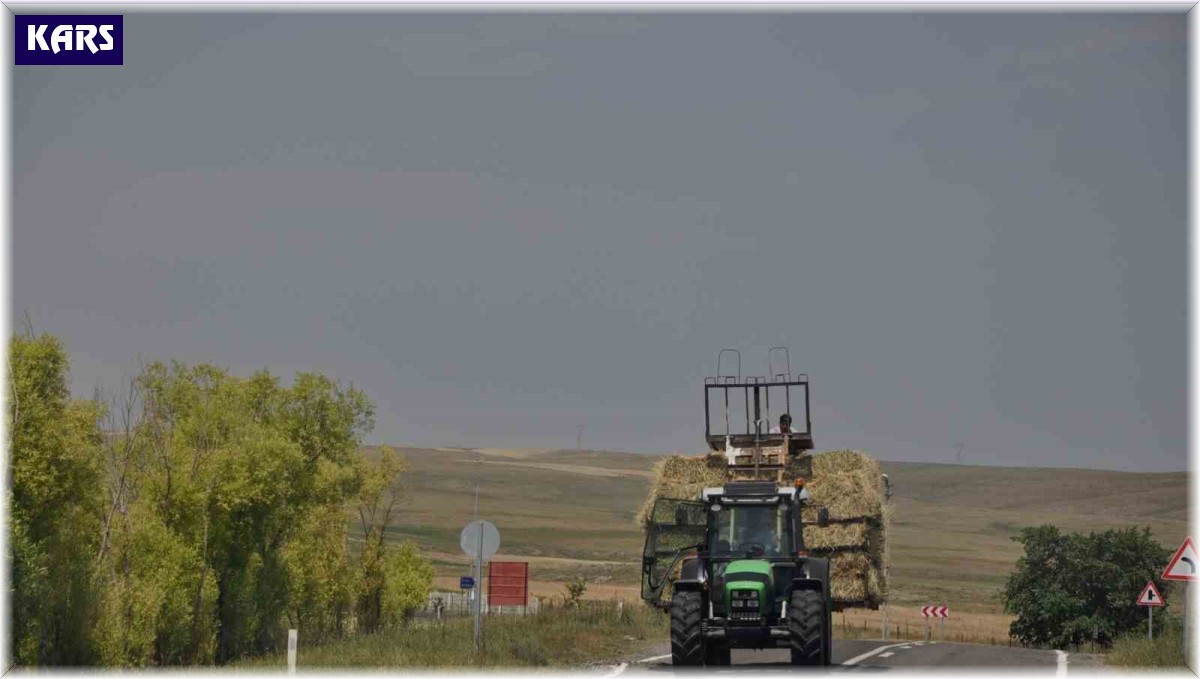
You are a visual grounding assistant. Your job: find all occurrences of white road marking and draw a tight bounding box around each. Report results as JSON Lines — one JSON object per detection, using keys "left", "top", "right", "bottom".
{"left": 638, "top": 654, "right": 672, "bottom": 664}
{"left": 1055, "top": 650, "right": 1068, "bottom": 678}
{"left": 879, "top": 652, "right": 894, "bottom": 658}
{"left": 843, "top": 641, "right": 922, "bottom": 666}
{"left": 600, "top": 662, "right": 629, "bottom": 677}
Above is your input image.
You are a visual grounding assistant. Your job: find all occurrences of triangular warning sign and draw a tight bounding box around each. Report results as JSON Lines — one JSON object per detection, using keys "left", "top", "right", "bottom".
{"left": 1162, "top": 537, "right": 1199, "bottom": 582}
{"left": 1137, "top": 581, "right": 1164, "bottom": 607}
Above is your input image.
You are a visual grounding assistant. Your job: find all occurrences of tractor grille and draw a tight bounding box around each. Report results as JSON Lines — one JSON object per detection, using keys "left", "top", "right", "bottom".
{"left": 729, "top": 589, "right": 760, "bottom": 622}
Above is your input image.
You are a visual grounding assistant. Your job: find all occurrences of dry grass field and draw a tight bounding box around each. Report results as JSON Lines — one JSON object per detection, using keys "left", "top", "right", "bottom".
{"left": 371, "top": 445, "right": 1188, "bottom": 641}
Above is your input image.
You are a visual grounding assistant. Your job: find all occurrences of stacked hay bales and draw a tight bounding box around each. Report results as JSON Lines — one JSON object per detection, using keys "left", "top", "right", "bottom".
{"left": 638, "top": 449, "right": 888, "bottom": 609}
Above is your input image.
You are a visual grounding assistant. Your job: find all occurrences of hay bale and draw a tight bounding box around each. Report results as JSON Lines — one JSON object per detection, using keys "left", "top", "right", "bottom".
{"left": 807, "top": 450, "right": 884, "bottom": 519}
{"left": 638, "top": 448, "right": 890, "bottom": 609}
{"left": 635, "top": 454, "right": 727, "bottom": 525}
{"left": 802, "top": 520, "right": 870, "bottom": 550}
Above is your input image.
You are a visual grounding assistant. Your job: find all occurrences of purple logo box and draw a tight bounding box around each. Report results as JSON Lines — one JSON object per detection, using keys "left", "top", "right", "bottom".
{"left": 15, "top": 15, "right": 123, "bottom": 65}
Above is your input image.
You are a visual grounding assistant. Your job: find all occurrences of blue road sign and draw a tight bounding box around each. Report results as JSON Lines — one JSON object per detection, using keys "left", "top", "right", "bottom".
{"left": 460, "top": 576, "right": 475, "bottom": 590}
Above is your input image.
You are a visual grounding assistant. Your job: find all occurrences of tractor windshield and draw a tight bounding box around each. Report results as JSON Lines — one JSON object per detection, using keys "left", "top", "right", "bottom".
{"left": 713, "top": 504, "right": 793, "bottom": 557}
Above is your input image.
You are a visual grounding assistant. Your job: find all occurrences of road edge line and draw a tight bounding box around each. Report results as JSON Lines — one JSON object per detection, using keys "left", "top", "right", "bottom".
{"left": 1055, "top": 650, "right": 1068, "bottom": 678}
{"left": 843, "top": 641, "right": 920, "bottom": 666}
{"left": 637, "top": 654, "right": 672, "bottom": 664}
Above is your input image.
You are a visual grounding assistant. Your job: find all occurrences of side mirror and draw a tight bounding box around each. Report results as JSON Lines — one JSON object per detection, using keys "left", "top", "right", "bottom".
{"left": 817, "top": 507, "right": 830, "bottom": 528}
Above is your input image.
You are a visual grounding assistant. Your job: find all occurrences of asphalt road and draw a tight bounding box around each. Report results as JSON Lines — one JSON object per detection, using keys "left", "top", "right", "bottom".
{"left": 607, "top": 640, "right": 1086, "bottom": 674}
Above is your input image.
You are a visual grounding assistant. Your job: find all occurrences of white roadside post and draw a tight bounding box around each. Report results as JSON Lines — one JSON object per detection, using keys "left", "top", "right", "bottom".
{"left": 287, "top": 629, "right": 297, "bottom": 675}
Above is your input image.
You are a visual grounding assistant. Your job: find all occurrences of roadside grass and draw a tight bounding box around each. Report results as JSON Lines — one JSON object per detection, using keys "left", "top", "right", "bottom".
{"left": 234, "top": 603, "right": 667, "bottom": 669}
{"left": 835, "top": 607, "right": 1015, "bottom": 645}
{"left": 1105, "top": 630, "right": 1187, "bottom": 668}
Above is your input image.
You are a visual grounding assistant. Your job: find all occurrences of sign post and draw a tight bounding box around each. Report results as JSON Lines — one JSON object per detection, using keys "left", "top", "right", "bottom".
{"left": 1162, "top": 537, "right": 1197, "bottom": 660}
{"left": 460, "top": 520, "right": 501, "bottom": 654}
{"left": 1137, "top": 581, "right": 1164, "bottom": 640}
{"left": 921, "top": 606, "right": 948, "bottom": 641}
{"left": 881, "top": 474, "right": 892, "bottom": 641}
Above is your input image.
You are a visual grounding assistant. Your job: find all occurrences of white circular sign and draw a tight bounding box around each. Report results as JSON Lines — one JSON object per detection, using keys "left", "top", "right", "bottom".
{"left": 460, "top": 520, "right": 501, "bottom": 560}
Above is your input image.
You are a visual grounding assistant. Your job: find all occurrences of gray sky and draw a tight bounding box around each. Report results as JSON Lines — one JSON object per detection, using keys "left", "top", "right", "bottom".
{"left": 12, "top": 12, "right": 1187, "bottom": 471}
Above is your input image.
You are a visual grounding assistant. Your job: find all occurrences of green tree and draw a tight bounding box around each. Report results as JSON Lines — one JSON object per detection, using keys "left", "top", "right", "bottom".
{"left": 379, "top": 541, "right": 435, "bottom": 627}
{"left": 88, "top": 359, "right": 380, "bottom": 664}
{"left": 1003, "top": 525, "right": 1172, "bottom": 648}
{"left": 8, "top": 333, "right": 427, "bottom": 667}
{"left": 8, "top": 333, "right": 104, "bottom": 665}
{"left": 354, "top": 447, "right": 434, "bottom": 632}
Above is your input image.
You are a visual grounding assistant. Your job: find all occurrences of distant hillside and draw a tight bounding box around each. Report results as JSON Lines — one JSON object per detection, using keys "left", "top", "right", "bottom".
{"left": 374, "top": 446, "right": 1189, "bottom": 613}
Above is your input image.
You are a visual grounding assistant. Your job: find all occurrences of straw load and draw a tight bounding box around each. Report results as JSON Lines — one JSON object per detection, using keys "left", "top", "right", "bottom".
{"left": 638, "top": 449, "right": 888, "bottom": 609}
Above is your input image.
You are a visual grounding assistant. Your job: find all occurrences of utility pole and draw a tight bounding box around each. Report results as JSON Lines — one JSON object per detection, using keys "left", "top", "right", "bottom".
{"left": 576, "top": 424, "right": 584, "bottom": 451}
{"left": 954, "top": 443, "right": 965, "bottom": 465}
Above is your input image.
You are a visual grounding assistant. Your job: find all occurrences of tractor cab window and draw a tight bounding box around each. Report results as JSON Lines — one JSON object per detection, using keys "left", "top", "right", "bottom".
{"left": 713, "top": 504, "right": 793, "bottom": 557}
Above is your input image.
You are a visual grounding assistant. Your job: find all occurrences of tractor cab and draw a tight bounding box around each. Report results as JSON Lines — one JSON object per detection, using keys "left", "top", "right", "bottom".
{"left": 641, "top": 481, "right": 828, "bottom": 615}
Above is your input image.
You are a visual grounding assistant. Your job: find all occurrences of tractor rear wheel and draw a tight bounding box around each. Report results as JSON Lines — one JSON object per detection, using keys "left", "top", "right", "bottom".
{"left": 788, "top": 589, "right": 827, "bottom": 666}
{"left": 670, "top": 590, "right": 705, "bottom": 666}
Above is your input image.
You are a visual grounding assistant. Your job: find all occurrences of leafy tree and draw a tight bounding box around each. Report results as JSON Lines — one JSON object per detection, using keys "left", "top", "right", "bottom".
{"left": 354, "top": 447, "right": 435, "bottom": 632}
{"left": 8, "top": 334, "right": 433, "bottom": 666}
{"left": 8, "top": 333, "right": 104, "bottom": 665}
{"left": 1003, "top": 525, "right": 1171, "bottom": 648}
{"left": 379, "top": 541, "right": 435, "bottom": 627}
{"left": 283, "top": 503, "right": 358, "bottom": 643}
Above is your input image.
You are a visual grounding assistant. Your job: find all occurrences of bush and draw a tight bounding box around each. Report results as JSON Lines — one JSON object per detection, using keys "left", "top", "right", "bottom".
{"left": 1003, "top": 525, "right": 1171, "bottom": 649}
{"left": 563, "top": 578, "right": 588, "bottom": 608}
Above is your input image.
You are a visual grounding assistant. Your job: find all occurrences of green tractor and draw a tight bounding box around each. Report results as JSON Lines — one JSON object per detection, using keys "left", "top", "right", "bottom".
{"left": 641, "top": 348, "right": 834, "bottom": 666}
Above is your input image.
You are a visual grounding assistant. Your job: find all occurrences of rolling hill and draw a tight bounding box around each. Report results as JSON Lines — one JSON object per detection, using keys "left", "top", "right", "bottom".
{"left": 370, "top": 446, "right": 1189, "bottom": 616}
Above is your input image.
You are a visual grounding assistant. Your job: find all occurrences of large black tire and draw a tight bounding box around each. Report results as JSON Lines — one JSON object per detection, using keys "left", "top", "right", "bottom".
{"left": 670, "top": 590, "right": 705, "bottom": 666}
{"left": 804, "top": 557, "right": 834, "bottom": 663}
{"left": 789, "top": 589, "right": 827, "bottom": 666}
{"left": 704, "top": 645, "right": 731, "bottom": 666}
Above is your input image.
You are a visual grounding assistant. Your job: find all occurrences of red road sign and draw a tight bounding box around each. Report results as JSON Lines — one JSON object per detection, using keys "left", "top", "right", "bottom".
{"left": 1163, "top": 537, "right": 1198, "bottom": 582}
{"left": 1137, "top": 581, "right": 1164, "bottom": 607}
{"left": 488, "top": 560, "right": 529, "bottom": 607}
{"left": 921, "top": 606, "right": 949, "bottom": 618}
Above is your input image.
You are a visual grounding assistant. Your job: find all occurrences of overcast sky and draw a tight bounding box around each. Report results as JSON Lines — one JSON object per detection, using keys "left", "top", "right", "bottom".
{"left": 12, "top": 12, "right": 1187, "bottom": 471}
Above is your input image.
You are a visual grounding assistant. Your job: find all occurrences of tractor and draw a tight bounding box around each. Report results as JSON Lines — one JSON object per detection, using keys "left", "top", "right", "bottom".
{"left": 640, "top": 348, "right": 834, "bottom": 666}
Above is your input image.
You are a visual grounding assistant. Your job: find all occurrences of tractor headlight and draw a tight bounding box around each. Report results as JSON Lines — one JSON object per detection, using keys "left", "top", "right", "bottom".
{"left": 732, "top": 590, "right": 758, "bottom": 607}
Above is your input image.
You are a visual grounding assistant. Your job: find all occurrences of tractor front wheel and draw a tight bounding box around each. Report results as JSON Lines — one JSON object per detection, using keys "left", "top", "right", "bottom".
{"left": 788, "top": 589, "right": 828, "bottom": 666}
{"left": 704, "top": 645, "right": 731, "bottom": 666}
{"left": 670, "top": 590, "right": 705, "bottom": 666}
